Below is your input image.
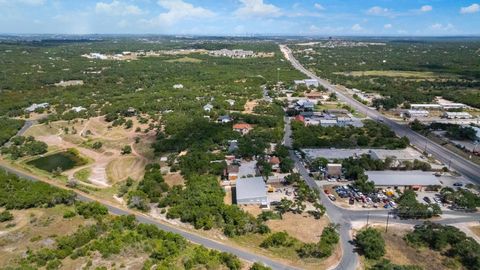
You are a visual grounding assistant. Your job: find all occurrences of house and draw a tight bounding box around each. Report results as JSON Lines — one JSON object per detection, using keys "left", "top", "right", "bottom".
{"left": 203, "top": 104, "right": 214, "bottom": 112}
{"left": 405, "top": 110, "right": 429, "bottom": 118}
{"left": 305, "top": 92, "right": 327, "bottom": 100}
{"left": 439, "top": 102, "right": 468, "bottom": 110}
{"left": 236, "top": 177, "right": 268, "bottom": 206}
{"left": 25, "top": 103, "right": 49, "bottom": 113}
{"left": 296, "top": 99, "right": 315, "bottom": 110}
{"left": 269, "top": 156, "right": 281, "bottom": 172}
{"left": 326, "top": 164, "right": 342, "bottom": 178}
{"left": 294, "top": 115, "right": 305, "bottom": 123}
{"left": 443, "top": 112, "right": 472, "bottom": 119}
{"left": 228, "top": 140, "right": 239, "bottom": 153}
{"left": 224, "top": 164, "right": 240, "bottom": 181}
{"left": 173, "top": 84, "right": 184, "bottom": 89}
{"left": 233, "top": 123, "right": 253, "bottom": 135}
{"left": 71, "top": 106, "right": 86, "bottom": 113}
{"left": 218, "top": 115, "right": 232, "bottom": 123}
{"left": 125, "top": 107, "right": 137, "bottom": 116}
{"left": 294, "top": 79, "right": 319, "bottom": 87}
{"left": 226, "top": 99, "right": 236, "bottom": 106}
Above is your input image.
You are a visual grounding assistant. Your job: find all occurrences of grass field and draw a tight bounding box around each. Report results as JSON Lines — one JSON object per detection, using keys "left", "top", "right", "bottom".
{"left": 334, "top": 70, "right": 443, "bottom": 79}
{"left": 73, "top": 167, "right": 91, "bottom": 182}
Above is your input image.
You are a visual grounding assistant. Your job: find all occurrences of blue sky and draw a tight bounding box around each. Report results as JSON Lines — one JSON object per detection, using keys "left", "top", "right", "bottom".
{"left": 0, "top": 0, "right": 479, "bottom": 36}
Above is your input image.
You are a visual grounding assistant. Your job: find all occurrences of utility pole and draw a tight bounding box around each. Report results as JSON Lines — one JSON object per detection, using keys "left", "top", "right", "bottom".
{"left": 366, "top": 211, "right": 370, "bottom": 227}
{"left": 385, "top": 212, "right": 390, "bottom": 233}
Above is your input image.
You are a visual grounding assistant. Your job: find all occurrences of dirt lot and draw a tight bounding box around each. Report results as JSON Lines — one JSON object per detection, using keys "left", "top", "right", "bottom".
{"left": 243, "top": 99, "right": 259, "bottom": 114}
{"left": 470, "top": 225, "right": 480, "bottom": 237}
{"left": 164, "top": 173, "right": 185, "bottom": 187}
{"left": 267, "top": 212, "right": 330, "bottom": 243}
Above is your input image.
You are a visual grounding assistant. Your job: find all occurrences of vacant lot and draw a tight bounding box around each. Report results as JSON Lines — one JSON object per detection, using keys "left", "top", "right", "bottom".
{"left": 267, "top": 212, "right": 330, "bottom": 243}
{"left": 361, "top": 226, "right": 452, "bottom": 270}
{"left": 165, "top": 57, "right": 203, "bottom": 63}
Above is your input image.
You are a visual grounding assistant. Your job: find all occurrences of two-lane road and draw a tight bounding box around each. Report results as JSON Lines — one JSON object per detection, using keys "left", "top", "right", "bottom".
{"left": 280, "top": 44, "right": 479, "bottom": 183}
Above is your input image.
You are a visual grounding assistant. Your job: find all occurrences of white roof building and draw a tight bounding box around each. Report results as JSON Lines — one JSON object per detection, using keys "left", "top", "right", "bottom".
{"left": 25, "top": 103, "right": 49, "bottom": 112}
{"left": 71, "top": 106, "right": 86, "bottom": 113}
{"left": 443, "top": 112, "right": 472, "bottom": 119}
{"left": 203, "top": 104, "right": 214, "bottom": 112}
{"left": 236, "top": 177, "right": 268, "bottom": 205}
{"left": 173, "top": 84, "right": 184, "bottom": 89}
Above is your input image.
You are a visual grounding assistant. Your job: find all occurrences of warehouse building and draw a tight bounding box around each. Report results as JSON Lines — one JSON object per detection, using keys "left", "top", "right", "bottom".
{"left": 366, "top": 171, "right": 441, "bottom": 191}
{"left": 405, "top": 110, "right": 429, "bottom": 118}
{"left": 235, "top": 177, "right": 268, "bottom": 206}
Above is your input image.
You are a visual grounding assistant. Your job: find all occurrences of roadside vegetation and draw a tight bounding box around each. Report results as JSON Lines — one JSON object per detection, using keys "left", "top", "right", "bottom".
{"left": 0, "top": 117, "right": 24, "bottom": 145}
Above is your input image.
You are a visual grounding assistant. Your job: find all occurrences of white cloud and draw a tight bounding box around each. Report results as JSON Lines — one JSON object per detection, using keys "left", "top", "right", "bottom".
{"left": 384, "top": 24, "right": 392, "bottom": 29}
{"left": 95, "top": 1, "right": 143, "bottom": 16}
{"left": 314, "top": 3, "right": 325, "bottom": 10}
{"left": 235, "top": 0, "right": 282, "bottom": 18}
{"left": 351, "top": 23, "right": 363, "bottom": 31}
{"left": 460, "top": 3, "right": 480, "bottom": 14}
{"left": 143, "top": 0, "right": 215, "bottom": 26}
{"left": 430, "top": 23, "right": 455, "bottom": 31}
{"left": 420, "top": 5, "right": 432, "bottom": 12}
{"left": 367, "top": 6, "right": 392, "bottom": 16}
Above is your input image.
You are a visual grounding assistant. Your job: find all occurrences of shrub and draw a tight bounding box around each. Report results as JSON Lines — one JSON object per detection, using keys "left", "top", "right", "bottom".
{"left": 0, "top": 210, "right": 14, "bottom": 222}
{"left": 355, "top": 227, "right": 385, "bottom": 260}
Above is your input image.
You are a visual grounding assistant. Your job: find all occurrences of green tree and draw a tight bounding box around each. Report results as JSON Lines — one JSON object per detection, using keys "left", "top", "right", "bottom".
{"left": 355, "top": 227, "right": 385, "bottom": 260}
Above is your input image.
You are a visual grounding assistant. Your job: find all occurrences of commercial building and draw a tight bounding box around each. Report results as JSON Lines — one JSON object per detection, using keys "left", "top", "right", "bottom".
{"left": 443, "top": 112, "right": 472, "bottom": 119}
{"left": 366, "top": 171, "right": 441, "bottom": 191}
{"left": 236, "top": 177, "right": 268, "bottom": 205}
{"left": 294, "top": 79, "right": 319, "bottom": 87}
{"left": 405, "top": 110, "right": 429, "bottom": 118}
{"left": 327, "top": 164, "right": 342, "bottom": 178}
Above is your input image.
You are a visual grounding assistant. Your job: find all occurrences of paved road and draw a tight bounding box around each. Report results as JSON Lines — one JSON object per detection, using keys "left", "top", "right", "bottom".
{"left": 0, "top": 164, "right": 300, "bottom": 270}
{"left": 280, "top": 45, "right": 480, "bottom": 183}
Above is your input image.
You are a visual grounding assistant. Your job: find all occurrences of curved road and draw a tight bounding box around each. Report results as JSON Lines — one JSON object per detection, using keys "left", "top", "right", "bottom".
{"left": 280, "top": 44, "right": 480, "bottom": 183}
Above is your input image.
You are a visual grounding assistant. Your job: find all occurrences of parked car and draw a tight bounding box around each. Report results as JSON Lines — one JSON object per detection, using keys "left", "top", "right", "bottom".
{"left": 328, "top": 194, "right": 336, "bottom": 201}
{"left": 453, "top": 182, "right": 463, "bottom": 187}
{"left": 349, "top": 197, "right": 355, "bottom": 205}
{"left": 423, "top": 197, "right": 431, "bottom": 203}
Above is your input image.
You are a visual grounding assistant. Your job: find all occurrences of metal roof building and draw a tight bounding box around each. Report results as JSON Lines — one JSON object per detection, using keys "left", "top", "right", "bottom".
{"left": 366, "top": 171, "right": 441, "bottom": 188}
{"left": 236, "top": 177, "right": 268, "bottom": 205}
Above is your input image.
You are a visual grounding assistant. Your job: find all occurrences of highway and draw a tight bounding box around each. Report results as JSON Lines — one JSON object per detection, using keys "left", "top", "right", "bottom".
{"left": 0, "top": 163, "right": 300, "bottom": 270}
{"left": 280, "top": 45, "right": 480, "bottom": 183}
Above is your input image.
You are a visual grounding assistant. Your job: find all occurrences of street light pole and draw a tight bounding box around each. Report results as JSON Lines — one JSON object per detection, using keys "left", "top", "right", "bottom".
{"left": 385, "top": 212, "right": 390, "bottom": 233}
{"left": 366, "top": 211, "right": 370, "bottom": 227}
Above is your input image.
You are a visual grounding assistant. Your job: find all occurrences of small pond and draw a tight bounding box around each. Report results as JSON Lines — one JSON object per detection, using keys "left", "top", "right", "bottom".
{"left": 27, "top": 151, "right": 86, "bottom": 172}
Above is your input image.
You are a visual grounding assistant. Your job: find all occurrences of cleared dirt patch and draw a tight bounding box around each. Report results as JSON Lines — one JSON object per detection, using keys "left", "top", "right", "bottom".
{"left": 470, "top": 225, "right": 480, "bottom": 238}
{"left": 164, "top": 173, "right": 185, "bottom": 187}
{"left": 267, "top": 212, "right": 330, "bottom": 243}
{"left": 165, "top": 57, "right": 203, "bottom": 63}
{"left": 106, "top": 156, "right": 146, "bottom": 183}
{"left": 243, "top": 99, "right": 259, "bottom": 114}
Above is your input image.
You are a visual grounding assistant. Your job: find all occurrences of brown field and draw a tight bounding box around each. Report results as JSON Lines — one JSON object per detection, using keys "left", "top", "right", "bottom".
{"left": 165, "top": 56, "right": 203, "bottom": 63}
{"left": 163, "top": 172, "right": 185, "bottom": 187}
{"left": 267, "top": 212, "right": 331, "bottom": 243}
{"left": 106, "top": 156, "right": 146, "bottom": 183}
{"left": 243, "top": 99, "right": 259, "bottom": 114}
{"left": 333, "top": 70, "right": 443, "bottom": 79}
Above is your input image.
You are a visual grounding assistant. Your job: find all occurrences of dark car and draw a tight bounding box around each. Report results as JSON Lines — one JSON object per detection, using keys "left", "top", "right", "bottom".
{"left": 423, "top": 197, "right": 431, "bottom": 203}
{"left": 349, "top": 197, "right": 355, "bottom": 205}
{"left": 453, "top": 182, "right": 463, "bottom": 187}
